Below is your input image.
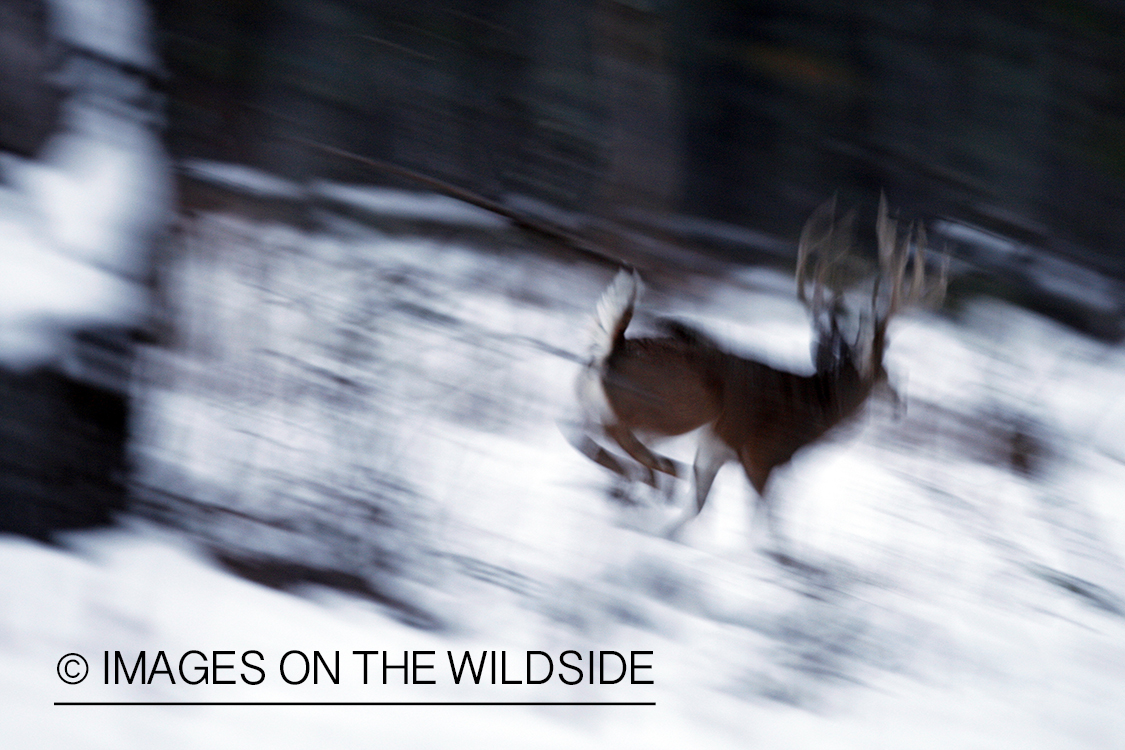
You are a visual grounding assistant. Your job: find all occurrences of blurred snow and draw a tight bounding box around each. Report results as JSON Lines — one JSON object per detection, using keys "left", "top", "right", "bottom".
{"left": 6, "top": 100, "right": 171, "bottom": 280}
{"left": 0, "top": 199, "right": 148, "bottom": 370}
{"left": 933, "top": 218, "right": 1125, "bottom": 337}
{"left": 46, "top": 0, "right": 158, "bottom": 71}
{"left": 314, "top": 182, "right": 510, "bottom": 229}
{"left": 4, "top": 191, "right": 1123, "bottom": 747}
{"left": 182, "top": 160, "right": 306, "bottom": 201}
{"left": 0, "top": 0, "right": 170, "bottom": 373}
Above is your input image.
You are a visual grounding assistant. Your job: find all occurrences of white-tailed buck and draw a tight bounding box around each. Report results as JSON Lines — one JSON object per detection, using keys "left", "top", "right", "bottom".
{"left": 572, "top": 196, "right": 946, "bottom": 540}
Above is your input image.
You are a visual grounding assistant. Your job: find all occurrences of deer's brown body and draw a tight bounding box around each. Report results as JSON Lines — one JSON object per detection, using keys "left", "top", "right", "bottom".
{"left": 704, "top": 349, "right": 870, "bottom": 492}
{"left": 572, "top": 197, "right": 945, "bottom": 539}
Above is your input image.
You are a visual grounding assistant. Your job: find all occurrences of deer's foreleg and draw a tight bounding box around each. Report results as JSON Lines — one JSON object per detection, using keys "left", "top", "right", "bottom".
{"left": 662, "top": 430, "right": 733, "bottom": 539}
{"left": 737, "top": 449, "right": 788, "bottom": 550}
{"left": 691, "top": 426, "right": 735, "bottom": 515}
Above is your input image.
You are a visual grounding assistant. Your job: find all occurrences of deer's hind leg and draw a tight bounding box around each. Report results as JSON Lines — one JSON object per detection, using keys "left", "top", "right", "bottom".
{"left": 558, "top": 420, "right": 661, "bottom": 490}
{"left": 573, "top": 432, "right": 640, "bottom": 480}
{"left": 604, "top": 422, "right": 684, "bottom": 482}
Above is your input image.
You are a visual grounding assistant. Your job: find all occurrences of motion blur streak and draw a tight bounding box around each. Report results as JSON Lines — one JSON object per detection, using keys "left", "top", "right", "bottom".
{"left": 1, "top": 1, "right": 1125, "bottom": 748}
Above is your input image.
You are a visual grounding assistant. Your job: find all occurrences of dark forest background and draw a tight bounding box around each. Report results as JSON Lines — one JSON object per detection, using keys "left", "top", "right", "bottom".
{"left": 3, "top": 0, "right": 1124, "bottom": 332}
{"left": 144, "top": 1, "right": 1125, "bottom": 283}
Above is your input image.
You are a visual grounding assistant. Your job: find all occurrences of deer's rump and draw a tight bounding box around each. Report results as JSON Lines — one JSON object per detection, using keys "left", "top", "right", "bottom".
{"left": 602, "top": 337, "right": 722, "bottom": 437}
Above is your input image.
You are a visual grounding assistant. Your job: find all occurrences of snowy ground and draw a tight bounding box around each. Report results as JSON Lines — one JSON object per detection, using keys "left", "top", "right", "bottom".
{"left": 3, "top": 186, "right": 1125, "bottom": 748}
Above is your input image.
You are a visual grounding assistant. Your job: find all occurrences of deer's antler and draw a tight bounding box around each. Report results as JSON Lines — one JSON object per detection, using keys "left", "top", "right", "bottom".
{"left": 874, "top": 193, "right": 948, "bottom": 325}
{"left": 796, "top": 196, "right": 857, "bottom": 321}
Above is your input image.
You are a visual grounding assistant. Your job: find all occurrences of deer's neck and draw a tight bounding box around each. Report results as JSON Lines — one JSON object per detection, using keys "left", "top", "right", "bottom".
{"left": 811, "top": 360, "right": 872, "bottom": 429}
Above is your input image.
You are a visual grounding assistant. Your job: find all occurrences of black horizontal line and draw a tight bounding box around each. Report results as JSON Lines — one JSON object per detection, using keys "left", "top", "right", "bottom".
{"left": 55, "top": 701, "right": 656, "bottom": 707}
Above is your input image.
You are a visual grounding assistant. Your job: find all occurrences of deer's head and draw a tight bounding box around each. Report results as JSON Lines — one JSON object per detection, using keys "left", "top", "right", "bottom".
{"left": 796, "top": 195, "right": 947, "bottom": 405}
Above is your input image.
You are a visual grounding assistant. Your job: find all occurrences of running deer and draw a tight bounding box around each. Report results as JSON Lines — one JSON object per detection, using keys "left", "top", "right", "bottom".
{"left": 571, "top": 196, "right": 947, "bottom": 539}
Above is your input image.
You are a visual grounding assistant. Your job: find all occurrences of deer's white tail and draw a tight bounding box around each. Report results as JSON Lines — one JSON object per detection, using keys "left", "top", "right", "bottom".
{"left": 587, "top": 268, "right": 641, "bottom": 366}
